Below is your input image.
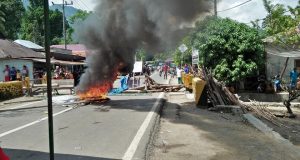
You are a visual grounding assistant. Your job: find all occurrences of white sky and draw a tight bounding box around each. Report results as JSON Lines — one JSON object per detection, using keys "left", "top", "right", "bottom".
{"left": 50, "top": 0, "right": 298, "bottom": 24}
{"left": 218, "top": 0, "right": 298, "bottom": 24}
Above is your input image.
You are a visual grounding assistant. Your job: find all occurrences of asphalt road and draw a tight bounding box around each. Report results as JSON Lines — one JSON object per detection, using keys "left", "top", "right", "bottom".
{"left": 0, "top": 72, "right": 166, "bottom": 160}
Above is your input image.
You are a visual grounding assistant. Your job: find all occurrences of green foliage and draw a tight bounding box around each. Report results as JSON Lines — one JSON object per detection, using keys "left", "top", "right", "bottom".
{"left": 173, "top": 36, "right": 192, "bottom": 66}
{"left": 262, "top": 0, "right": 300, "bottom": 46}
{"left": 69, "top": 10, "right": 90, "bottom": 25}
{"left": 136, "top": 48, "right": 146, "bottom": 61}
{"left": 191, "top": 17, "right": 264, "bottom": 84}
{"left": 20, "top": 1, "right": 69, "bottom": 45}
{"left": 0, "top": 0, "right": 25, "bottom": 39}
{"left": 68, "top": 10, "right": 91, "bottom": 43}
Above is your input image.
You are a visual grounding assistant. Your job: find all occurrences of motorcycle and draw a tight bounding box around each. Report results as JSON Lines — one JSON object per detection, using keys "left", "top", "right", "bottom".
{"left": 273, "top": 75, "right": 282, "bottom": 92}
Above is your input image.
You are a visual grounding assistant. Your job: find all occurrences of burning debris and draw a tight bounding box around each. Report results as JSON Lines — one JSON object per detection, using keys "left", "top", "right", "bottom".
{"left": 74, "top": 0, "right": 211, "bottom": 99}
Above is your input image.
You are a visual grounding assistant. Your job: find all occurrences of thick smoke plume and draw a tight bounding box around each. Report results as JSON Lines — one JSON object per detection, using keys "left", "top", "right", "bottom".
{"left": 76, "top": 0, "right": 211, "bottom": 92}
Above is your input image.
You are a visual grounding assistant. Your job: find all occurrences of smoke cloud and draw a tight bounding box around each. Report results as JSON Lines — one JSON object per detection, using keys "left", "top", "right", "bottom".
{"left": 76, "top": 0, "right": 211, "bottom": 92}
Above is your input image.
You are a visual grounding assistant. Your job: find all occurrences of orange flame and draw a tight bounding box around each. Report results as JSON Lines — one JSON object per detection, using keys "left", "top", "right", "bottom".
{"left": 77, "top": 83, "right": 112, "bottom": 100}
{"left": 77, "top": 68, "right": 119, "bottom": 100}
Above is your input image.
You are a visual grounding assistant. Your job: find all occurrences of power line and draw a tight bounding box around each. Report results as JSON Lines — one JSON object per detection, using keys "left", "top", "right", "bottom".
{"left": 218, "top": 0, "right": 252, "bottom": 12}
{"left": 73, "top": 0, "right": 86, "bottom": 11}
{"left": 77, "top": 0, "right": 93, "bottom": 11}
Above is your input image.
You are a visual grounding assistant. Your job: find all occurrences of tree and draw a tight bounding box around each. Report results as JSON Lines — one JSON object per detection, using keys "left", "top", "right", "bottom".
{"left": 136, "top": 48, "right": 146, "bottom": 61}
{"left": 262, "top": 0, "right": 300, "bottom": 45}
{"left": 20, "top": 0, "right": 67, "bottom": 45}
{"left": 69, "top": 10, "right": 90, "bottom": 25}
{"left": 173, "top": 36, "right": 193, "bottom": 66}
{"left": 0, "top": 0, "right": 25, "bottom": 39}
{"left": 191, "top": 16, "right": 264, "bottom": 84}
{"left": 67, "top": 10, "right": 91, "bottom": 43}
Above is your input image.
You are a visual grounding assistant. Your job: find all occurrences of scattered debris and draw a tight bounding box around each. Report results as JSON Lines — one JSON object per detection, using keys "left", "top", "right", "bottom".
{"left": 126, "top": 75, "right": 183, "bottom": 93}
{"left": 202, "top": 68, "right": 283, "bottom": 126}
{"left": 58, "top": 126, "right": 68, "bottom": 130}
{"left": 94, "top": 105, "right": 111, "bottom": 112}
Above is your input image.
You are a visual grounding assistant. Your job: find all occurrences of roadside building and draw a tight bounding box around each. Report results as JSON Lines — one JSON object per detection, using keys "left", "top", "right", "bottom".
{"left": 0, "top": 39, "right": 45, "bottom": 81}
{"left": 265, "top": 43, "right": 300, "bottom": 82}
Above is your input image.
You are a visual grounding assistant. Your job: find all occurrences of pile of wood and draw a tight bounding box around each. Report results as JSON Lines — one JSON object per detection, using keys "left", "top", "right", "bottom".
{"left": 202, "top": 68, "right": 283, "bottom": 126}
{"left": 126, "top": 75, "right": 183, "bottom": 93}
{"left": 202, "top": 68, "right": 234, "bottom": 107}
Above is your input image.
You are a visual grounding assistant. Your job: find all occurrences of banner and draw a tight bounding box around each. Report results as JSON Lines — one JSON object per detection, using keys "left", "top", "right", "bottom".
{"left": 192, "top": 48, "right": 199, "bottom": 65}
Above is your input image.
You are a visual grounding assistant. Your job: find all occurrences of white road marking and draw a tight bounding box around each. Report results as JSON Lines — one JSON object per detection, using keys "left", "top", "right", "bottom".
{"left": 123, "top": 92, "right": 165, "bottom": 160}
{"left": 0, "top": 107, "right": 73, "bottom": 138}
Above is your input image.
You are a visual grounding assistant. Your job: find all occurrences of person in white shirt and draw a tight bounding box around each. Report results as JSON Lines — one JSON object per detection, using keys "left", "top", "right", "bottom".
{"left": 176, "top": 66, "right": 182, "bottom": 84}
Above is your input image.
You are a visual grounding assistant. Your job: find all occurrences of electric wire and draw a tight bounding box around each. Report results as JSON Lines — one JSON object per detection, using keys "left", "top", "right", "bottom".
{"left": 218, "top": 0, "right": 253, "bottom": 12}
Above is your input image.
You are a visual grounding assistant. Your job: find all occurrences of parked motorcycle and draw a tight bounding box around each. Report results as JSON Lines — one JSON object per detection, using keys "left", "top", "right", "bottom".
{"left": 273, "top": 75, "right": 282, "bottom": 92}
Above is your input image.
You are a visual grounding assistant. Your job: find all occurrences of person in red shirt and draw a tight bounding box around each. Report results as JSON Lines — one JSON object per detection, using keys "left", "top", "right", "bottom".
{"left": 163, "top": 64, "right": 169, "bottom": 80}
{"left": 3, "top": 65, "right": 10, "bottom": 82}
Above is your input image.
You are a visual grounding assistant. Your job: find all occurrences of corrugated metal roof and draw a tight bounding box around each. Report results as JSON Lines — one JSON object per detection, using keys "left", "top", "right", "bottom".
{"left": 0, "top": 39, "right": 45, "bottom": 59}
{"left": 51, "top": 44, "right": 89, "bottom": 57}
{"left": 21, "top": 58, "right": 85, "bottom": 65}
{"left": 14, "top": 39, "right": 44, "bottom": 50}
{"left": 266, "top": 44, "right": 300, "bottom": 58}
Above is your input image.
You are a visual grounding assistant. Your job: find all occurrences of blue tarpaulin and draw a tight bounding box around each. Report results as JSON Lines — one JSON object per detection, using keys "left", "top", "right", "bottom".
{"left": 109, "top": 76, "right": 128, "bottom": 95}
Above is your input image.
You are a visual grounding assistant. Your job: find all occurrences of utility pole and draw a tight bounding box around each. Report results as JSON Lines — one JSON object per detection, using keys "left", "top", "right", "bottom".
{"left": 43, "top": 0, "right": 54, "bottom": 159}
{"left": 52, "top": 0, "right": 73, "bottom": 49}
{"left": 214, "top": 0, "right": 217, "bottom": 16}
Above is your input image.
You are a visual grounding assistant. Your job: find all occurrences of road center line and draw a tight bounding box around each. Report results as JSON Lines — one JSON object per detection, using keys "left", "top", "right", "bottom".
{"left": 123, "top": 92, "right": 165, "bottom": 160}
{"left": 0, "top": 107, "right": 73, "bottom": 138}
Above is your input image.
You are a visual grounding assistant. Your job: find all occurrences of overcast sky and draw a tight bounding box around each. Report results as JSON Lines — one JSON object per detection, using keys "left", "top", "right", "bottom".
{"left": 51, "top": 0, "right": 298, "bottom": 24}
{"left": 218, "top": 0, "right": 298, "bottom": 24}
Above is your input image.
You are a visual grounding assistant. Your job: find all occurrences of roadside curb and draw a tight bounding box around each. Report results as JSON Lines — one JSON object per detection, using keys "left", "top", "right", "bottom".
{"left": 145, "top": 92, "right": 166, "bottom": 160}
{"left": 243, "top": 113, "right": 300, "bottom": 157}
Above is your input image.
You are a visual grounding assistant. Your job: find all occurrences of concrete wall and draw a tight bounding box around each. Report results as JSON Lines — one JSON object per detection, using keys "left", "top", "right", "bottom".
{"left": 0, "top": 59, "right": 34, "bottom": 81}
{"left": 266, "top": 53, "right": 298, "bottom": 82}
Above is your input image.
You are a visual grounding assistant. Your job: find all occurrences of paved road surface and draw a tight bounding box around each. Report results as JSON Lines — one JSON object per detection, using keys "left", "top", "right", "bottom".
{"left": 0, "top": 72, "right": 165, "bottom": 160}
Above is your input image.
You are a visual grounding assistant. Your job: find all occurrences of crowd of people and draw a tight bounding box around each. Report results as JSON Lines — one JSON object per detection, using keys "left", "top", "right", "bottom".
{"left": 158, "top": 63, "right": 199, "bottom": 85}
{"left": 2, "top": 64, "right": 84, "bottom": 87}
{"left": 2, "top": 65, "right": 29, "bottom": 82}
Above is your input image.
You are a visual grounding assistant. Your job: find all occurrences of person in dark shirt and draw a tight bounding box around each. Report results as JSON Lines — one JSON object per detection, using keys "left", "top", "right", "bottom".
{"left": 10, "top": 66, "right": 17, "bottom": 81}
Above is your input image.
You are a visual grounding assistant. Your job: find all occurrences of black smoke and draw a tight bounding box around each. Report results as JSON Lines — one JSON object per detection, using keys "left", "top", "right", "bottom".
{"left": 76, "top": 0, "right": 211, "bottom": 92}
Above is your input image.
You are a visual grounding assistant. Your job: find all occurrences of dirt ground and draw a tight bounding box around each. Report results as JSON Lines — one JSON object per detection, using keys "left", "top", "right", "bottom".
{"left": 148, "top": 93, "right": 300, "bottom": 160}
{"left": 261, "top": 105, "right": 300, "bottom": 146}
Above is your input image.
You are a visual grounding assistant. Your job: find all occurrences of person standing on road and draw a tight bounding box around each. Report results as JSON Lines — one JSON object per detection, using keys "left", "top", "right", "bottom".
{"left": 176, "top": 66, "right": 183, "bottom": 84}
{"left": 290, "top": 67, "right": 299, "bottom": 90}
{"left": 184, "top": 64, "right": 189, "bottom": 74}
{"left": 3, "top": 65, "right": 10, "bottom": 82}
{"left": 163, "top": 64, "right": 169, "bottom": 80}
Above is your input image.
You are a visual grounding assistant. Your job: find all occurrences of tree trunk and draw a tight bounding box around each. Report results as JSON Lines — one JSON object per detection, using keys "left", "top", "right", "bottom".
{"left": 280, "top": 57, "right": 289, "bottom": 79}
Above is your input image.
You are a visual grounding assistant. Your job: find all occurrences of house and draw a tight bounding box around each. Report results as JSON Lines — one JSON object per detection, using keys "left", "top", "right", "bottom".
{"left": 0, "top": 39, "right": 45, "bottom": 81}
{"left": 265, "top": 43, "right": 300, "bottom": 81}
